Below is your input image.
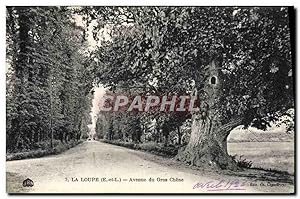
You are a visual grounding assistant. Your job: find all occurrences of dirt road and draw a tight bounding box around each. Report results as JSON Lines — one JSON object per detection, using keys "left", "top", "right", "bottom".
{"left": 6, "top": 141, "right": 294, "bottom": 194}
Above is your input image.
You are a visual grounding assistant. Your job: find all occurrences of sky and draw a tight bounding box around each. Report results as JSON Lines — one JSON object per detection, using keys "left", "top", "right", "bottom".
{"left": 89, "top": 86, "right": 106, "bottom": 134}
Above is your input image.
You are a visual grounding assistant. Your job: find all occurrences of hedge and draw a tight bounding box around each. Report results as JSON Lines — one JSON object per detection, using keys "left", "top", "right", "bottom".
{"left": 102, "top": 139, "right": 179, "bottom": 157}
{"left": 6, "top": 140, "right": 83, "bottom": 161}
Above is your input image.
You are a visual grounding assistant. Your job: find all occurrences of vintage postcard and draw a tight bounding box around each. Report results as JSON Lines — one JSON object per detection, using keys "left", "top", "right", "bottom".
{"left": 6, "top": 6, "right": 295, "bottom": 194}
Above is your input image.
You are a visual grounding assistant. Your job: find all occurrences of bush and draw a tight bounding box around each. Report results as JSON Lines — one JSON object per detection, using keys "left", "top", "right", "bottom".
{"left": 139, "top": 142, "right": 157, "bottom": 151}
{"left": 231, "top": 155, "right": 253, "bottom": 168}
{"left": 102, "top": 140, "right": 135, "bottom": 149}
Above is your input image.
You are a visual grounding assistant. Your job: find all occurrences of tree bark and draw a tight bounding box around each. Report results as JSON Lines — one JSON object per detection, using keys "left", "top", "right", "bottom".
{"left": 176, "top": 115, "right": 243, "bottom": 170}
{"left": 164, "top": 133, "right": 169, "bottom": 147}
{"left": 177, "top": 126, "right": 181, "bottom": 145}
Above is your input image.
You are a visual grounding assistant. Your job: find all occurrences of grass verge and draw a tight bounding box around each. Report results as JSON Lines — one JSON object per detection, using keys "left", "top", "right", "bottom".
{"left": 6, "top": 140, "right": 83, "bottom": 161}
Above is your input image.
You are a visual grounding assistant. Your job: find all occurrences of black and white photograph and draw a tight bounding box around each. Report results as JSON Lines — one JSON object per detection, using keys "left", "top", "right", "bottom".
{"left": 5, "top": 5, "right": 295, "bottom": 194}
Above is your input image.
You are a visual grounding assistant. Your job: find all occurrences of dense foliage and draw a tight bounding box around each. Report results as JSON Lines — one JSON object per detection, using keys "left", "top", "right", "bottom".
{"left": 91, "top": 7, "right": 294, "bottom": 168}
{"left": 6, "top": 7, "right": 94, "bottom": 152}
{"left": 94, "top": 7, "right": 293, "bottom": 130}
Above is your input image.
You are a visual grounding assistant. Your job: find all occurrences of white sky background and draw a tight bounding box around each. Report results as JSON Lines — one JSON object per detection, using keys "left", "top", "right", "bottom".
{"left": 88, "top": 86, "right": 106, "bottom": 135}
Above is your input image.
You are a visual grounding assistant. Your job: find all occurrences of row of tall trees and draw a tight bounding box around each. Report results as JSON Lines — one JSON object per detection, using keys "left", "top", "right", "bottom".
{"left": 6, "top": 7, "right": 94, "bottom": 152}
{"left": 94, "top": 82, "right": 189, "bottom": 146}
{"left": 95, "top": 102, "right": 189, "bottom": 146}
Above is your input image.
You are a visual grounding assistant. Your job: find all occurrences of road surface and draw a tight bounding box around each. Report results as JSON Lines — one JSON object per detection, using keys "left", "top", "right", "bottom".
{"left": 6, "top": 141, "right": 294, "bottom": 193}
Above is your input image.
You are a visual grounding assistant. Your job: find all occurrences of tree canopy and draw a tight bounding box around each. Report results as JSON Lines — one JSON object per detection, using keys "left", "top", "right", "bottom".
{"left": 94, "top": 7, "right": 293, "bottom": 130}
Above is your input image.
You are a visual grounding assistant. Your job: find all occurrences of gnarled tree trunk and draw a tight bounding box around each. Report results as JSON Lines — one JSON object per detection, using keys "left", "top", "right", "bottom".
{"left": 176, "top": 115, "right": 243, "bottom": 170}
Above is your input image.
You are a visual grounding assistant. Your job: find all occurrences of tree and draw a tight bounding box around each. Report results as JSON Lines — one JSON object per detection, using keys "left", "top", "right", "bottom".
{"left": 92, "top": 7, "right": 293, "bottom": 170}
{"left": 176, "top": 7, "right": 293, "bottom": 170}
{"left": 95, "top": 114, "right": 109, "bottom": 139}
{"left": 6, "top": 6, "right": 94, "bottom": 152}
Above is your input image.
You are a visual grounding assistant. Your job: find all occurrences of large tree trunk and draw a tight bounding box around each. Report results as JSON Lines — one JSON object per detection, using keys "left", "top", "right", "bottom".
{"left": 176, "top": 115, "right": 243, "bottom": 170}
